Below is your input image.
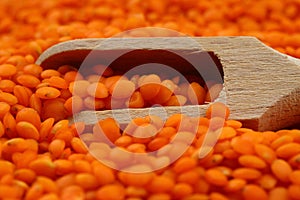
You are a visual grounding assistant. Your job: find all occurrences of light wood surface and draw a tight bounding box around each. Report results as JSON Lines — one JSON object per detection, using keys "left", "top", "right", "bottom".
{"left": 36, "top": 37, "right": 300, "bottom": 131}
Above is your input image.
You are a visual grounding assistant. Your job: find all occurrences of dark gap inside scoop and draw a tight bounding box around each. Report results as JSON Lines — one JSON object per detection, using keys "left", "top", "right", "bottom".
{"left": 77, "top": 49, "right": 224, "bottom": 88}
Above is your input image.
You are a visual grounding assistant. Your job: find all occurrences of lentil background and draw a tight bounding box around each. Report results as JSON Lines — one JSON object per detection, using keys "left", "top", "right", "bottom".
{"left": 1, "top": 0, "right": 300, "bottom": 200}
{"left": 1, "top": 0, "right": 300, "bottom": 58}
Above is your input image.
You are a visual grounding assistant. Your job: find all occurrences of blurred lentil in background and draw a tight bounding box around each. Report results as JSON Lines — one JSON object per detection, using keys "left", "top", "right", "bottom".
{"left": 1, "top": 0, "right": 300, "bottom": 58}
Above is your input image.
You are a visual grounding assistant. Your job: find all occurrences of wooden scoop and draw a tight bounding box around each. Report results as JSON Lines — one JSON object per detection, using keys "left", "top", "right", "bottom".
{"left": 36, "top": 36, "right": 300, "bottom": 131}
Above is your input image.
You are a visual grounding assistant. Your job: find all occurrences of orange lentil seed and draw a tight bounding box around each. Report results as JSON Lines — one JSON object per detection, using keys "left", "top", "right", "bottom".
{"left": 0, "top": 91, "right": 18, "bottom": 105}
{"left": 46, "top": 76, "right": 68, "bottom": 89}
{"left": 224, "top": 178, "right": 246, "bottom": 192}
{"left": 257, "top": 174, "right": 277, "bottom": 190}
{"left": 0, "top": 79, "right": 16, "bottom": 92}
{"left": 36, "top": 176, "right": 58, "bottom": 193}
{"left": 276, "top": 142, "right": 300, "bottom": 159}
{"left": 35, "top": 87, "right": 61, "bottom": 99}
{"left": 75, "top": 173, "right": 99, "bottom": 190}
{"left": 127, "top": 91, "right": 145, "bottom": 108}
{"left": 0, "top": 102, "right": 10, "bottom": 119}
{"left": 13, "top": 85, "right": 30, "bottom": 106}
{"left": 205, "top": 169, "right": 228, "bottom": 186}
{"left": 242, "top": 184, "right": 268, "bottom": 200}
{"left": 231, "top": 136, "right": 255, "bottom": 155}
{"left": 29, "top": 93, "right": 42, "bottom": 114}
{"left": 110, "top": 79, "right": 135, "bottom": 99}
{"left": 69, "top": 80, "right": 89, "bottom": 97}
{"left": 96, "top": 184, "right": 126, "bottom": 200}
{"left": 271, "top": 159, "right": 293, "bottom": 183}
{"left": 139, "top": 74, "right": 161, "bottom": 100}
{"left": 23, "top": 64, "right": 43, "bottom": 77}
{"left": 147, "top": 175, "right": 175, "bottom": 193}
{"left": 210, "top": 192, "right": 229, "bottom": 200}
{"left": 269, "top": 187, "right": 289, "bottom": 200}
{"left": 16, "top": 121, "right": 40, "bottom": 140}
{"left": 172, "top": 183, "right": 193, "bottom": 199}
{"left": 48, "top": 139, "right": 65, "bottom": 158}
{"left": 238, "top": 155, "right": 267, "bottom": 169}
{"left": 16, "top": 107, "right": 41, "bottom": 130}
{"left": 118, "top": 170, "right": 154, "bottom": 187}
{"left": 71, "top": 137, "right": 88, "bottom": 154}
{"left": 254, "top": 143, "right": 277, "bottom": 164}
{"left": 87, "top": 82, "right": 109, "bottom": 98}
{"left": 60, "top": 185, "right": 85, "bottom": 200}
{"left": 40, "top": 69, "right": 61, "bottom": 79}
{"left": 288, "top": 184, "right": 300, "bottom": 200}
{"left": 16, "top": 74, "right": 41, "bottom": 88}
{"left": 289, "top": 170, "right": 300, "bottom": 185}
{"left": 0, "top": 64, "right": 17, "bottom": 77}
{"left": 271, "top": 135, "right": 294, "bottom": 150}
{"left": 29, "top": 158, "right": 56, "bottom": 179}
{"left": 64, "top": 95, "right": 83, "bottom": 114}
{"left": 187, "top": 82, "right": 206, "bottom": 105}
{"left": 232, "top": 168, "right": 262, "bottom": 180}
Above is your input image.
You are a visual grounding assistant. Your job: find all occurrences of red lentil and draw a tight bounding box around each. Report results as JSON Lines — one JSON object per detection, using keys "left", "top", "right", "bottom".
{"left": 118, "top": 170, "right": 154, "bottom": 187}
{"left": 40, "top": 70, "right": 61, "bottom": 79}
{"left": 257, "top": 174, "right": 277, "bottom": 190}
{"left": 269, "top": 187, "right": 289, "bottom": 200}
{"left": 0, "top": 91, "right": 18, "bottom": 105}
{"left": 187, "top": 82, "right": 206, "bottom": 105}
{"left": 110, "top": 79, "right": 135, "bottom": 99}
{"left": 232, "top": 168, "right": 262, "bottom": 180}
{"left": 271, "top": 159, "right": 293, "bottom": 183}
{"left": 205, "top": 168, "right": 228, "bottom": 186}
{"left": 60, "top": 185, "right": 85, "bottom": 200}
{"left": 151, "top": 81, "right": 174, "bottom": 104}
{"left": 15, "top": 107, "right": 41, "bottom": 129}
{"left": 254, "top": 143, "right": 277, "bottom": 164}
{"left": 276, "top": 142, "right": 300, "bottom": 158}
{"left": 224, "top": 178, "right": 246, "bottom": 192}
{"left": 48, "top": 139, "right": 65, "bottom": 159}
{"left": 0, "top": 64, "right": 17, "bottom": 77}
{"left": 0, "top": 79, "right": 16, "bottom": 92}
{"left": 147, "top": 175, "right": 175, "bottom": 193}
{"left": 0, "top": 101, "right": 10, "bottom": 119}
{"left": 288, "top": 184, "right": 300, "bottom": 200}
{"left": 238, "top": 155, "right": 267, "bottom": 169}
{"left": 271, "top": 135, "right": 294, "bottom": 150}
{"left": 16, "top": 121, "right": 40, "bottom": 140}
{"left": 46, "top": 76, "right": 68, "bottom": 89}
{"left": 242, "top": 184, "right": 268, "bottom": 200}
{"left": 14, "top": 168, "right": 36, "bottom": 185}
{"left": 96, "top": 184, "right": 126, "bottom": 200}
{"left": 139, "top": 74, "right": 161, "bottom": 100}
{"left": 16, "top": 74, "right": 41, "bottom": 88}
{"left": 87, "top": 82, "right": 109, "bottom": 98}
{"left": 13, "top": 85, "right": 30, "bottom": 106}
{"left": 127, "top": 91, "right": 145, "bottom": 108}
{"left": 23, "top": 64, "right": 43, "bottom": 77}
{"left": 41, "top": 98, "right": 67, "bottom": 121}
{"left": 68, "top": 80, "right": 89, "bottom": 97}
{"left": 35, "top": 87, "right": 61, "bottom": 99}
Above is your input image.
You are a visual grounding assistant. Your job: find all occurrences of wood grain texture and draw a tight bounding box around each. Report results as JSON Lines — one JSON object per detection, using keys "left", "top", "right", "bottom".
{"left": 36, "top": 36, "right": 300, "bottom": 131}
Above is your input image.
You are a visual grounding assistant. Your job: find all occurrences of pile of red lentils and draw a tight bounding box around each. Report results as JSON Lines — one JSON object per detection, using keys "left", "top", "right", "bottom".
{"left": 0, "top": 0, "right": 300, "bottom": 199}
